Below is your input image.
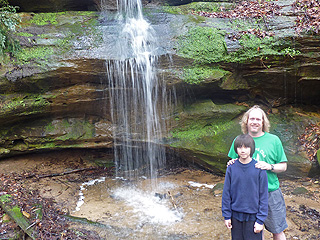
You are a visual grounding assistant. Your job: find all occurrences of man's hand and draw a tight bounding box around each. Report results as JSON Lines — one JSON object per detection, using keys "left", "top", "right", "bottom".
{"left": 255, "top": 161, "right": 271, "bottom": 170}
{"left": 227, "top": 159, "right": 237, "bottom": 166}
{"left": 254, "top": 222, "right": 264, "bottom": 233}
{"left": 224, "top": 219, "right": 232, "bottom": 229}
{"left": 255, "top": 161, "right": 287, "bottom": 173}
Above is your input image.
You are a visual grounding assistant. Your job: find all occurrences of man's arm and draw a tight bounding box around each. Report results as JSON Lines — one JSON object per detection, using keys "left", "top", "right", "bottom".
{"left": 255, "top": 161, "right": 287, "bottom": 173}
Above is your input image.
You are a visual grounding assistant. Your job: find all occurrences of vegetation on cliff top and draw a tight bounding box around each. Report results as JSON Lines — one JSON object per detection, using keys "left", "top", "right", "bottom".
{"left": 174, "top": 0, "right": 301, "bottom": 66}
{"left": 176, "top": 25, "right": 299, "bottom": 68}
{"left": 168, "top": 0, "right": 319, "bottom": 68}
{"left": 1, "top": 10, "right": 101, "bottom": 68}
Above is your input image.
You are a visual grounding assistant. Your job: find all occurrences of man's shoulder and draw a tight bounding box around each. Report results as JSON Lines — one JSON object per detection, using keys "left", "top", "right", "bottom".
{"left": 263, "top": 132, "right": 281, "bottom": 141}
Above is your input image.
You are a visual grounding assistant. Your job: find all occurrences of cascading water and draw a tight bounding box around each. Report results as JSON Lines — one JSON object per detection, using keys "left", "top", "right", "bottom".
{"left": 72, "top": 4, "right": 231, "bottom": 237}
{"left": 103, "top": 0, "right": 167, "bottom": 180}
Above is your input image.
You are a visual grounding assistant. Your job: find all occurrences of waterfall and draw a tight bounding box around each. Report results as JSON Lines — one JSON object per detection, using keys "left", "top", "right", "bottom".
{"left": 102, "top": 0, "right": 167, "bottom": 180}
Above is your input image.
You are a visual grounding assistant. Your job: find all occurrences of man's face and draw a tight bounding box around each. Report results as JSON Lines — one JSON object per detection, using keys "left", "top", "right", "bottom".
{"left": 247, "top": 109, "right": 263, "bottom": 136}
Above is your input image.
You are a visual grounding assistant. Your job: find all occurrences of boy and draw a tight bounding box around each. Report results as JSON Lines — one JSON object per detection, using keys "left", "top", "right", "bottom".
{"left": 222, "top": 134, "right": 268, "bottom": 240}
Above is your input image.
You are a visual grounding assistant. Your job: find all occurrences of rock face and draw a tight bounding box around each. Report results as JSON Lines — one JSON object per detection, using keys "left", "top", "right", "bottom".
{"left": 9, "top": 0, "right": 98, "bottom": 12}
{"left": 1, "top": 1, "right": 319, "bottom": 177}
{"left": 8, "top": 0, "right": 189, "bottom": 12}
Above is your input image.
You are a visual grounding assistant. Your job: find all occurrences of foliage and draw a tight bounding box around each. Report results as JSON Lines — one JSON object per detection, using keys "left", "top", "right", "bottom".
{"left": 162, "top": 2, "right": 234, "bottom": 15}
{"left": 292, "top": 0, "right": 320, "bottom": 34}
{"left": 298, "top": 123, "right": 320, "bottom": 162}
{"left": 187, "top": 2, "right": 223, "bottom": 13}
{"left": 197, "top": 1, "right": 282, "bottom": 20}
{"left": 0, "top": 0, "right": 20, "bottom": 60}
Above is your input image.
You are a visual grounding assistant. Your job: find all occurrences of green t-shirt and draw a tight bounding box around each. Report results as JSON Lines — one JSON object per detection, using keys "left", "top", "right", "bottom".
{"left": 228, "top": 132, "right": 287, "bottom": 192}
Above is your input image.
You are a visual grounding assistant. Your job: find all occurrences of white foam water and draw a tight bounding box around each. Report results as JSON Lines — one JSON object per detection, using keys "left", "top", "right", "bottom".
{"left": 112, "top": 186, "right": 183, "bottom": 225}
{"left": 74, "top": 177, "right": 106, "bottom": 212}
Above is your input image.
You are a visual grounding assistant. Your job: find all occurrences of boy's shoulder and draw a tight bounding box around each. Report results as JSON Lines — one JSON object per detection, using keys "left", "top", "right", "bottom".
{"left": 252, "top": 158, "right": 258, "bottom": 164}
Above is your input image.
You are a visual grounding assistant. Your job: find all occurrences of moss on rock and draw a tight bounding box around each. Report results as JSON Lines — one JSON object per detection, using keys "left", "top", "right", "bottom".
{"left": 168, "top": 100, "right": 245, "bottom": 172}
{"left": 178, "top": 65, "right": 230, "bottom": 85}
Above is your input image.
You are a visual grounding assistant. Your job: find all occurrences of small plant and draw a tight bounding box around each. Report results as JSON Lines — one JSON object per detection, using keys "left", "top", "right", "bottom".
{"left": 0, "top": 0, "right": 21, "bottom": 60}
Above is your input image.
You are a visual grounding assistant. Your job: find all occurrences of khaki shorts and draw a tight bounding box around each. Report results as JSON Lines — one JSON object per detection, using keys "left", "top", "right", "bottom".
{"left": 264, "top": 188, "right": 288, "bottom": 234}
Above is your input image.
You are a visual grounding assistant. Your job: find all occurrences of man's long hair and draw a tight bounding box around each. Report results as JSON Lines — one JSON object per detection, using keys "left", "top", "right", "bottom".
{"left": 240, "top": 105, "right": 270, "bottom": 134}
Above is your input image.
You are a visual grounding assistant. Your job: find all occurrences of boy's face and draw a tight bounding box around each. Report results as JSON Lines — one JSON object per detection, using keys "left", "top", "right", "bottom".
{"left": 237, "top": 145, "right": 251, "bottom": 160}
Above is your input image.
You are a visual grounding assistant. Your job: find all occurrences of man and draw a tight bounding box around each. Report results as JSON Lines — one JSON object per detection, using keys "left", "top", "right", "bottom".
{"left": 228, "top": 105, "right": 288, "bottom": 240}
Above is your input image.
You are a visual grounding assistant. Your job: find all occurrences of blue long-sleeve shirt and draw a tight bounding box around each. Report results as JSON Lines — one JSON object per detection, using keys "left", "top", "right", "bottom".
{"left": 221, "top": 159, "right": 268, "bottom": 225}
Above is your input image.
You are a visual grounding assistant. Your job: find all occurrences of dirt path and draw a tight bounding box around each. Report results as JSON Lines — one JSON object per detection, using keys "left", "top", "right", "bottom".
{"left": 0, "top": 149, "right": 319, "bottom": 239}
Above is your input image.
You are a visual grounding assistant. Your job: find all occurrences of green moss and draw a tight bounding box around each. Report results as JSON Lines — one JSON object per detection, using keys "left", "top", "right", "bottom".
{"left": 180, "top": 65, "right": 229, "bottom": 84}
{"left": 168, "top": 102, "right": 246, "bottom": 160}
{"left": 44, "top": 119, "right": 95, "bottom": 141}
{"left": 65, "top": 215, "right": 110, "bottom": 228}
{"left": 11, "top": 206, "right": 23, "bottom": 217}
{"left": 171, "top": 121, "right": 235, "bottom": 144}
{"left": 59, "top": 120, "right": 94, "bottom": 140}
{"left": 16, "top": 32, "right": 34, "bottom": 37}
{"left": 170, "top": 115, "right": 238, "bottom": 155}
{"left": 28, "top": 12, "right": 60, "bottom": 25}
{"left": 162, "top": 2, "right": 234, "bottom": 15}
{"left": 176, "top": 26, "right": 227, "bottom": 64}
{"left": 94, "top": 159, "right": 115, "bottom": 168}
{"left": 0, "top": 95, "right": 49, "bottom": 115}
{"left": 0, "top": 194, "right": 12, "bottom": 203}
{"left": 45, "top": 122, "right": 55, "bottom": 132}
{"left": 187, "top": 2, "right": 223, "bottom": 13}
{"left": 228, "top": 35, "right": 300, "bottom": 63}
{"left": 0, "top": 148, "right": 10, "bottom": 154}
{"left": 75, "top": 11, "right": 98, "bottom": 17}
{"left": 176, "top": 25, "right": 301, "bottom": 64}
{"left": 14, "top": 46, "right": 55, "bottom": 64}
{"left": 7, "top": 11, "right": 102, "bottom": 67}
{"left": 161, "top": 5, "right": 184, "bottom": 15}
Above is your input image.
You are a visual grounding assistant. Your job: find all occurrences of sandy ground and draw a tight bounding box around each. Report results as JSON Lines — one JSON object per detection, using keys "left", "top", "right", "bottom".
{"left": 0, "top": 149, "right": 319, "bottom": 239}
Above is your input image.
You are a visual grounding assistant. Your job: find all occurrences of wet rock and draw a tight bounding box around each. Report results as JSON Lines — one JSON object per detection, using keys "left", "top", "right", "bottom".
{"left": 292, "top": 187, "right": 308, "bottom": 195}
{"left": 211, "top": 182, "right": 224, "bottom": 196}
{"left": 302, "top": 181, "right": 312, "bottom": 187}
{"left": 154, "top": 192, "right": 168, "bottom": 200}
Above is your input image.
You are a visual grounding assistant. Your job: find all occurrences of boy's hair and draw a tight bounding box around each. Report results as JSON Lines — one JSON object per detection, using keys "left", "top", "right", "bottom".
{"left": 234, "top": 134, "right": 255, "bottom": 157}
